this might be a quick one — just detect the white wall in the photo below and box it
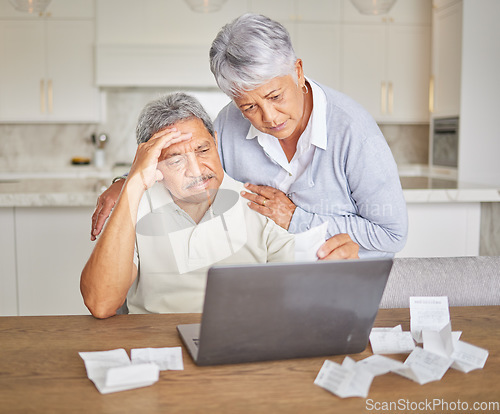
[458,0,500,186]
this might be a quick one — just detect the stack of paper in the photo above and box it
[369,325,415,354]
[314,358,374,398]
[79,349,159,394]
[314,296,489,398]
[79,346,184,394]
[131,347,184,371]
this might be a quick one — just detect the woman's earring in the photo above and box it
[302,84,309,94]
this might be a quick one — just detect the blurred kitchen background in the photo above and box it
[1,0,499,315]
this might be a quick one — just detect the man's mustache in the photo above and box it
[184,174,215,190]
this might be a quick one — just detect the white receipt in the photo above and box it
[371,325,403,333]
[410,296,450,343]
[393,347,453,385]
[451,340,489,373]
[79,349,159,394]
[422,322,488,373]
[294,221,328,262]
[131,347,184,371]
[369,330,415,354]
[314,359,374,398]
[356,355,404,376]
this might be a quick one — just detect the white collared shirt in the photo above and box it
[245,78,328,193]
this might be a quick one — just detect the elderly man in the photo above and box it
[81,93,358,319]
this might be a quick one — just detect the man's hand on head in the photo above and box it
[128,128,192,190]
[90,128,192,241]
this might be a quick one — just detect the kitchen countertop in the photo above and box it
[1,171,500,207]
[400,176,500,203]
[0,168,112,207]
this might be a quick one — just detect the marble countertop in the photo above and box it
[1,170,499,207]
[0,167,112,207]
[0,177,110,207]
[400,176,500,203]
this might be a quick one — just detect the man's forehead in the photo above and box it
[161,135,213,157]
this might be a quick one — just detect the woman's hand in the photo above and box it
[91,179,125,241]
[316,234,359,260]
[241,183,297,230]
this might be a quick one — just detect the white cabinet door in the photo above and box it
[386,25,431,122]
[341,23,430,123]
[249,0,294,22]
[46,20,100,122]
[0,21,46,121]
[0,208,17,316]
[397,202,480,258]
[249,0,341,23]
[0,2,100,122]
[431,1,462,117]
[342,0,432,25]
[0,0,94,19]
[15,207,94,316]
[295,23,341,89]
[97,0,247,45]
[341,24,386,118]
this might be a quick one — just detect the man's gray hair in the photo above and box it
[136,93,215,144]
[209,13,298,98]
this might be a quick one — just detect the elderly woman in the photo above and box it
[92,13,407,258]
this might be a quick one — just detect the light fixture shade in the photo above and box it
[350,0,397,15]
[9,0,51,13]
[184,0,228,13]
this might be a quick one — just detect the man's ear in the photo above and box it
[214,131,218,148]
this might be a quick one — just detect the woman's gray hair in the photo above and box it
[209,13,298,98]
[136,93,215,144]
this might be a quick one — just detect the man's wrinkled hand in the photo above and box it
[316,233,360,260]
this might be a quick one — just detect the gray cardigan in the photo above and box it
[214,81,408,258]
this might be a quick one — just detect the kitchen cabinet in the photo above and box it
[0,0,93,19]
[341,8,431,123]
[248,0,341,23]
[0,0,101,122]
[0,207,17,316]
[14,207,93,316]
[249,0,341,89]
[342,0,431,25]
[96,0,247,87]
[430,0,462,117]
[397,202,480,258]
[293,23,341,90]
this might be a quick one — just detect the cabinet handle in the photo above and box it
[429,75,435,113]
[40,79,45,114]
[48,79,53,114]
[381,82,387,114]
[388,82,394,114]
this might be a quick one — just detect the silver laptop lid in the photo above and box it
[195,258,393,366]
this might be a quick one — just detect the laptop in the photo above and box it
[177,258,393,366]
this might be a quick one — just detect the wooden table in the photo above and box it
[0,307,498,414]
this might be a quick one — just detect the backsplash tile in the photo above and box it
[0,90,428,172]
[379,124,430,165]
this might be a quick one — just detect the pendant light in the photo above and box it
[350,0,397,15]
[9,0,51,13]
[184,0,228,13]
